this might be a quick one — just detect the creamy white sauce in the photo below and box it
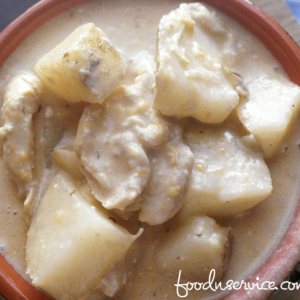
[0,0,300,299]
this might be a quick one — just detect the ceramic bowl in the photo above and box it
[0,0,300,299]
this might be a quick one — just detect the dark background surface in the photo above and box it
[0,0,40,33]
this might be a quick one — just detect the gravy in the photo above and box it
[0,1,300,299]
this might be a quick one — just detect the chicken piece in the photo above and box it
[236,75,300,157]
[76,124,150,210]
[179,124,273,219]
[154,216,232,282]
[0,73,85,220]
[75,60,169,211]
[137,123,194,225]
[154,3,240,123]
[0,74,41,200]
[26,172,142,300]
[121,51,156,86]
[35,23,127,104]
[24,92,84,220]
[107,59,169,149]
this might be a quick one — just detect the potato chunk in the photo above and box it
[154,3,240,123]
[26,172,142,300]
[0,74,41,199]
[154,216,232,282]
[236,75,300,157]
[35,23,127,103]
[52,146,84,181]
[179,125,272,218]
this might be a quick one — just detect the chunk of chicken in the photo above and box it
[76,124,150,210]
[0,74,41,200]
[137,123,194,225]
[121,51,156,86]
[25,94,84,220]
[0,72,85,221]
[75,59,169,211]
[35,23,127,104]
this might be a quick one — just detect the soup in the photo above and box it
[1,1,300,299]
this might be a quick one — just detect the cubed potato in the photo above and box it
[179,125,272,218]
[52,146,84,181]
[236,75,300,157]
[154,216,232,282]
[26,172,142,300]
[35,23,127,103]
[154,3,240,123]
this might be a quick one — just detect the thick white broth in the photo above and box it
[0,0,300,299]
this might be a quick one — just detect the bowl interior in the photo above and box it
[0,0,300,299]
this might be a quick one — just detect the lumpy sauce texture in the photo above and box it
[0,1,300,299]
